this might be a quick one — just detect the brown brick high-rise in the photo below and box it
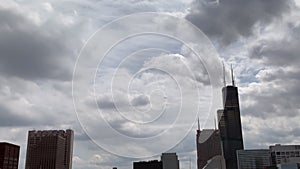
[25,129,74,169]
[0,142,20,169]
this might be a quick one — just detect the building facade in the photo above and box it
[161,153,179,169]
[0,142,20,169]
[237,149,270,169]
[25,129,74,169]
[196,129,222,169]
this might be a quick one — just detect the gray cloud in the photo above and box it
[0,6,83,81]
[241,17,300,118]
[131,95,150,106]
[186,0,293,44]
[0,104,34,126]
[250,24,300,67]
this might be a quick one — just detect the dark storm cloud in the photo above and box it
[186,0,293,44]
[250,24,300,66]
[0,7,80,80]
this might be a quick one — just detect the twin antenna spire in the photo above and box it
[197,118,200,130]
[198,62,236,131]
[223,62,235,87]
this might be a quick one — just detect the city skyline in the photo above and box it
[0,0,300,169]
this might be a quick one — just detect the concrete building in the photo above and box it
[236,149,270,169]
[25,129,74,169]
[161,153,179,169]
[270,144,300,166]
[0,142,20,169]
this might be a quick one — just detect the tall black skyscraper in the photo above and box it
[218,66,244,169]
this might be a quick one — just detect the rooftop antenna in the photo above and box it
[214,117,217,130]
[197,117,200,130]
[231,64,235,86]
[222,62,226,87]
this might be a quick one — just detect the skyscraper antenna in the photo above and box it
[214,117,217,130]
[223,62,226,87]
[231,64,235,86]
[197,117,200,130]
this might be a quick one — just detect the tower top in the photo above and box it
[214,117,217,130]
[223,62,226,87]
[197,117,200,130]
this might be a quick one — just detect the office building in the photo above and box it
[25,129,74,169]
[196,126,222,169]
[270,144,300,166]
[0,142,20,169]
[218,67,244,169]
[161,153,179,169]
[133,160,162,169]
[237,149,270,169]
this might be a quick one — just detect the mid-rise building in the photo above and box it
[237,149,270,169]
[161,153,179,169]
[25,129,74,169]
[133,153,179,169]
[0,142,20,169]
[270,144,300,166]
[133,160,162,169]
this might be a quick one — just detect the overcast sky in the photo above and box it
[1,0,300,169]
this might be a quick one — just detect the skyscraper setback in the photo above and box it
[218,67,244,169]
[25,129,74,169]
